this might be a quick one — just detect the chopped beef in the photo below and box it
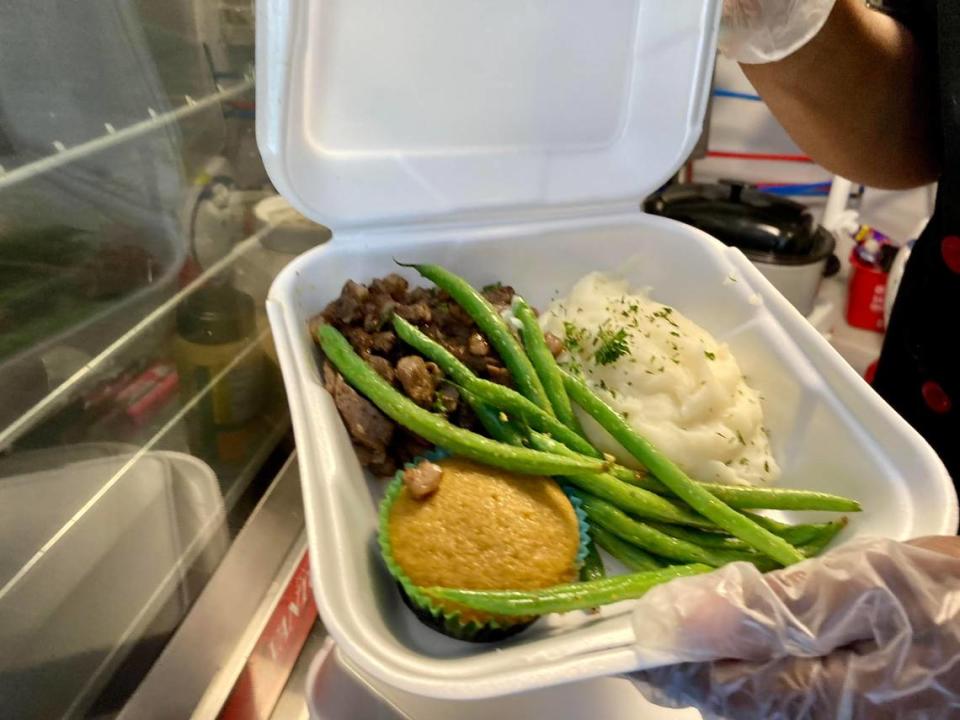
[367,355,395,384]
[356,447,396,478]
[544,331,564,358]
[366,456,397,477]
[323,362,394,464]
[395,301,432,324]
[396,355,441,406]
[445,300,475,327]
[322,280,369,324]
[393,428,435,467]
[361,292,396,332]
[482,283,515,309]
[313,273,520,475]
[485,363,512,385]
[371,331,396,354]
[370,273,409,301]
[406,286,432,304]
[403,459,444,499]
[436,382,460,413]
[467,332,490,356]
[345,327,376,355]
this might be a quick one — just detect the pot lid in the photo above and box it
[256,0,721,231]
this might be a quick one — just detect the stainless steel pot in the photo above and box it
[645,182,839,316]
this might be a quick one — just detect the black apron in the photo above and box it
[873,1,960,488]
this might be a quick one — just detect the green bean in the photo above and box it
[580,493,739,567]
[711,486,860,512]
[799,517,848,557]
[513,296,585,436]
[647,522,751,551]
[525,376,857,516]
[316,324,604,476]
[566,472,717,528]
[741,512,849,546]
[404,263,553,413]
[590,525,663,571]
[392,315,475,385]
[528,432,718,528]
[564,370,805,567]
[425,564,711,615]
[720,485,856,512]
[611,466,858,513]
[606,463,651,485]
[520,426,608,462]
[557,471,713,530]
[459,387,527,447]
[393,316,599,457]
[580,535,607,582]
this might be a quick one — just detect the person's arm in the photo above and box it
[734,0,940,189]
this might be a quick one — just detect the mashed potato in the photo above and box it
[540,272,778,486]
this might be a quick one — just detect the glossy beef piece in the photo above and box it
[367,355,395,384]
[323,362,395,467]
[402,459,444,499]
[543,331,564,358]
[314,274,520,474]
[396,356,441,406]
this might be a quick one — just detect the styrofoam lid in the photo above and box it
[257,0,720,231]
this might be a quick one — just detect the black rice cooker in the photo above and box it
[644,182,839,316]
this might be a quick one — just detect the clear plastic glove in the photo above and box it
[629,536,960,720]
[720,0,839,64]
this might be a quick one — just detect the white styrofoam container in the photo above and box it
[307,639,699,720]
[267,215,957,699]
[256,0,720,230]
[258,0,957,703]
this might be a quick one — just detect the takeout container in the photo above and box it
[258,0,957,702]
[306,638,698,720]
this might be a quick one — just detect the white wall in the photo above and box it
[701,58,934,244]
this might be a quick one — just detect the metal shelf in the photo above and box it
[0,78,253,191]
[118,453,307,720]
[0,220,275,452]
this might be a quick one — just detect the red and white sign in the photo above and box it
[219,551,317,720]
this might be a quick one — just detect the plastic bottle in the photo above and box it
[174,283,264,465]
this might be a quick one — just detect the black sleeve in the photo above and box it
[867,0,937,42]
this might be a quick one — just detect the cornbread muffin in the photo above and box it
[380,456,582,638]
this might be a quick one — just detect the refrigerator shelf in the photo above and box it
[0,221,274,452]
[0,78,253,192]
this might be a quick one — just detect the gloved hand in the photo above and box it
[720,0,839,64]
[628,536,960,720]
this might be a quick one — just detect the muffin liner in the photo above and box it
[568,492,590,568]
[378,451,591,642]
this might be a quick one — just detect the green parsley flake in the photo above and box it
[652,308,680,328]
[704,351,716,361]
[594,327,631,366]
[563,321,588,352]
